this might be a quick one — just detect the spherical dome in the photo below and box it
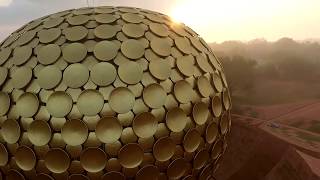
[0,6,231,179]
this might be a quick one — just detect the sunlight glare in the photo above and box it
[0,0,12,7]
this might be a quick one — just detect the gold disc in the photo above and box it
[118,143,144,168]
[38,28,61,43]
[175,37,192,54]
[176,55,194,77]
[64,26,88,41]
[43,17,64,28]
[142,83,167,108]
[132,112,157,138]
[192,102,209,125]
[28,120,52,146]
[149,59,171,80]
[61,119,88,146]
[183,128,201,153]
[174,80,194,104]
[122,23,145,38]
[93,41,119,61]
[96,117,123,143]
[118,61,143,84]
[153,137,175,162]
[16,92,39,117]
[15,146,36,171]
[194,149,209,170]
[12,66,33,89]
[44,148,70,173]
[47,91,73,118]
[77,89,104,116]
[205,122,218,144]
[166,107,187,132]
[0,92,10,116]
[80,147,107,172]
[109,87,135,113]
[38,44,61,65]
[1,119,20,144]
[90,62,116,86]
[95,14,118,23]
[167,158,189,179]
[67,15,90,25]
[150,38,171,57]
[94,24,118,39]
[197,76,213,97]
[121,39,145,59]
[12,46,32,65]
[63,63,89,88]
[62,43,88,63]
[149,23,169,37]
[211,95,222,117]
[121,13,144,23]
[37,65,62,89]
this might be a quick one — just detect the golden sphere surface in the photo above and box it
[0,6,231,179]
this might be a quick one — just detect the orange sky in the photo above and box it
[0,0,320,43]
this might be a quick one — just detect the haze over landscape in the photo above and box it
[1,0,320,42]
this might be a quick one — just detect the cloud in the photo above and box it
[0,0,12,7]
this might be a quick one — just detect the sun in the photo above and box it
[0,0,12,7]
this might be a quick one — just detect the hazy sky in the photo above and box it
[1,0,320,43]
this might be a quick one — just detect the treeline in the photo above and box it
[209,38,320,105]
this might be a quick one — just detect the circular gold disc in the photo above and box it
[38,44,61,65]
[62,43,88,63]
[196,54,213,73]
[93,41,119,61]
[153,137,175,162]
[223,90,231,110]
[67,15,90,25]
[80,147,107,172]
[194,149,209,170]
[77,89,104,116]
[193,102,209,125]
[12,66,33,89]
[122,23,145,38]
[149,23,169,37]
[28,120,52,146]
[213,72,223,92]
[12,46,32,65]
[109,87,135,113]
[150,38,171,57]
[206,122,218,144]
[220,112,229,134]
[176,55,194,76]
[183,128,201,153]
[16,30,36,46]
[175,37,192,54]
[63,63,89,88]
[133,112,157,138]
[65,26,88,41]
[211,140,223,159]
[47,91,73,117]
[143,83,167,108]
[16,92,39,117]
[96,117,122,143]
[37,65,62,89]
[43,17,64,28]
[197,76,213,97]
[121,39,145,59]
[7,169,25,180]
[118,143,144,168]
[44,148,70,173]
[0,143,8,166]
[167,158,189,179]
[0,47,11,65]
[38,28,61,43]
[61,119,88,146]
[212,95,222,117]
[121,13,143,23]
[90,62,116,86]
[95,14,117,23]
[174,80,194,104]
[1,119,20,144]
[102,172,125,180]
[149,59,171,80]
[0,92,10,116]
[94,25,118,39]
[166,107,187,132]
[15,145,36,171]
[118,61,143,84]
[136,165,160,180]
